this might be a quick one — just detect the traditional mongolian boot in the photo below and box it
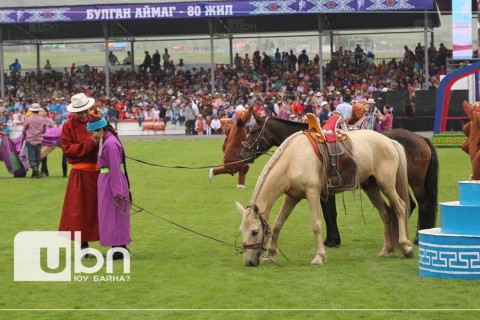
[62,162,68,178]
[81,241,90,260]
[112,245,129,260]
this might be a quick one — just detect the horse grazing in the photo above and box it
[239,113,438,246]
[236,130,413,266]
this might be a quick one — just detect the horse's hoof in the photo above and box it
[263,255,275,262]
[404,247,414,259]
[323,240,340,248]
[311,255,326,265]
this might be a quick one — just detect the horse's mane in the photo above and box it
[269,117,308,129]
[249,131,303,205]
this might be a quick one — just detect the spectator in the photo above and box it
[140,51,152,72]
[123,51,132,65]
[336,94,353,120]
[153,49,161,71]
[108,51,120,65]
[415,42,423,57]
[404,45,414,67]
[288,50,297,70]
[185,102,195,135]
[137,107,145,127]
[298,49,309,69]
[365,98,381,131]
[210,115,221,134]
[22,103,46,178]
[105,105,118,129]
[195,114,206,135]
[44,59,52,72]
[375,104,393,130]
[275,48,281,64]
[9,58,21,73]
[163,48,170,71]
[234,53,243,70]
[39,107,56,177]
[319,101,330,125]
[243,53,251,69]
[354,44,364,66]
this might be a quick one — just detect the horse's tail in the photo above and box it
[418,137,439,230]
[391,140,410,252]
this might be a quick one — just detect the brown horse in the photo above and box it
[239,112,438,246]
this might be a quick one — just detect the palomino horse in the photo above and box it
[236,130,412,266]
[239,113,438,246]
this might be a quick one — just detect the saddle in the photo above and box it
[304,113,358,194]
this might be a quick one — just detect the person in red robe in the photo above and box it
[59,93,100,253]
[208,107,252,188]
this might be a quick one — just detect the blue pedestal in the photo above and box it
[440,201,480,236]
[418,228,480,279]
[419,181,480,280]
[459,181,480,206]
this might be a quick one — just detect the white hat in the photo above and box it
[249,92,255,97]
[235,105,245,112]
[30,103,42,112]
[315,92,322,97]
[366,98,376,104]
[320,101,329,107]
[67,93,95,112]
[309,91,314,95]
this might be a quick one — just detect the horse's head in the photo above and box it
[239,112,271,163]
[235,202,269,267]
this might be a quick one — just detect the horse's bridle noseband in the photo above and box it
[241,208,271,253]
[242,117,272,155]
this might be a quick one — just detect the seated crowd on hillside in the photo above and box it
[0,42,451,135]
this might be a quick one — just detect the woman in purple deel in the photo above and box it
[87,117,132,260]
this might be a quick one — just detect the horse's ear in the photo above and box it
[235,202,245,215]
[253,204,259,215]
[237,118,245,127]
[252,110,263,123]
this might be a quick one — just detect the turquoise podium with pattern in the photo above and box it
[419,181,480,279]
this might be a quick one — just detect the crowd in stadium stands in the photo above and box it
[0,42,452,136]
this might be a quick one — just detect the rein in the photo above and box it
[114,197,288,266]
[114,197,242,250]
[126,155,255,169]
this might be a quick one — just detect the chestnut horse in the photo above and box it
[239,113,438,246]
[236,130,412,266]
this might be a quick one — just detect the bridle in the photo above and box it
[239,206,292,266]
[241,209,271,253]
[241,117,272,155]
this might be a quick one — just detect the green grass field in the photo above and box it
[1,138,479,319]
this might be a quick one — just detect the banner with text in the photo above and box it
[0,0,434,24]
[452,0,473,59]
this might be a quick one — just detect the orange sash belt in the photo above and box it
[71,162,100,172]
